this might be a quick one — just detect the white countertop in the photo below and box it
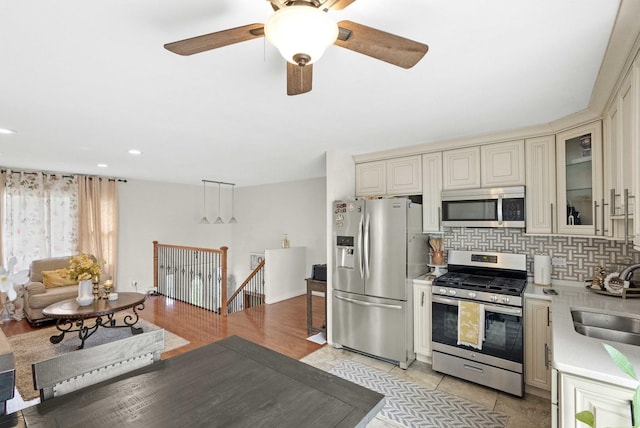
[525,282,640,390]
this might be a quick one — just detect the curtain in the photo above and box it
[78,176,118,283]
[1,170,79,272]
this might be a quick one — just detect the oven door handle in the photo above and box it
[432,295,522,317]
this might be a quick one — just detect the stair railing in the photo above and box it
[226,259,265,314]
[153,241,229,315]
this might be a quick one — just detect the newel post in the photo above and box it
[220,246,229,316]
[153,241,159,289]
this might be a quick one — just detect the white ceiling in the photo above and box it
[0,0,622,187]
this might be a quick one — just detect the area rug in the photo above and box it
[8,315,189,401]
[330,360,508,428]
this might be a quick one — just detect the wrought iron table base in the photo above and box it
[50,304,145,349]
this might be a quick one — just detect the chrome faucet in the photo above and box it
[618,263,640,281]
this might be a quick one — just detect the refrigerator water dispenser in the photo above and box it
[336,236,355,269]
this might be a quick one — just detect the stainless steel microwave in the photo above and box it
[441,186,525,228]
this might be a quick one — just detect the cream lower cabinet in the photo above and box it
[524,297,552,391]
[559,372,633,428]
[413,280,432,362]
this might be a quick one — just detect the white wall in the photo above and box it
[116,177,327,297]
[325,151,356,344]
[230,177,327,284]
[117,179,232,293]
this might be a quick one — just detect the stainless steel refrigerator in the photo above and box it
[332,198,428,369]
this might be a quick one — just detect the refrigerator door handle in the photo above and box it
[335,295,403,310]
[357,214,365,279]
[364,212,371,279]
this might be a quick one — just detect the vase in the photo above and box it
[431,251,444,266]
[77,280,93,306]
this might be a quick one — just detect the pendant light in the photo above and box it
[199,181,210,224]
[229,184,238,224]
[214,182,225,224]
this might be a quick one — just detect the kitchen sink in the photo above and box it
[571,310,640,346]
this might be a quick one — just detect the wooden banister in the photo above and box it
[153,241,228,314]
[220,246,228,317]
[227,259,265,304]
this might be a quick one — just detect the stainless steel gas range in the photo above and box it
[431,250,527,397]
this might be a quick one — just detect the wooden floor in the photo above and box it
[1,293,327,361]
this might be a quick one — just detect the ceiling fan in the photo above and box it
[164,0,429,96]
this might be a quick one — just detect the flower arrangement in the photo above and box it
[64,253,102,282]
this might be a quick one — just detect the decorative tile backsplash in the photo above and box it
[441,228,640,283]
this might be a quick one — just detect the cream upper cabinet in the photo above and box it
[559,372,633,428]
[355,160,386,196]
[633,58,640,250]
[481,140,526,187]
[555,121,603,236]
[524,297,552,391]
[442,147,481,190]
[386,156,422,195]
[526,136,556,234]
[356,156,422,197]
[605,64,638,243]
[422,152,443,232]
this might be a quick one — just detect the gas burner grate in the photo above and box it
[434,272,527,296]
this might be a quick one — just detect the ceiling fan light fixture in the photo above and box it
[265,5,338,66]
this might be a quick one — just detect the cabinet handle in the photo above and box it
[544,343,549,369]
[611,188,617,216]
[594,201,599,234]
[547,307,551,327]
[624,189,629,245]
[421,291,424,307]
[437,206,442,231]
[550,203,554,234]
[602,198,608,235]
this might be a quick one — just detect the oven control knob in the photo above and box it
[448,289,457,296]
[490,295,498,302]
[439,288,447,294]
[468,292,477,298]
[502,297,510,304]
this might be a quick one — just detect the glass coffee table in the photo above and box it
[42,292,147,349]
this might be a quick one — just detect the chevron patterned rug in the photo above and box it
[330,360,508,428]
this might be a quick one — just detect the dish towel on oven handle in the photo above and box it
[457,300,485,350]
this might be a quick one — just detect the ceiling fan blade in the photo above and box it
[287,62,313,96]
[164,23,265,56]
[322,0,357,10]
[335,20,428,69]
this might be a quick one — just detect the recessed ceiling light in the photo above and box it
[97,163,108,168]
[128,149,142,155]
[0,128,15,135]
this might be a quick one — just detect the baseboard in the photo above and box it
[525,383,551,399]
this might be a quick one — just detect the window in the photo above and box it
[1,171,78,272]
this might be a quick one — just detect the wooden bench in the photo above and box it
[32,329,164,401]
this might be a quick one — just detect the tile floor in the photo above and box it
[300,346,552,428]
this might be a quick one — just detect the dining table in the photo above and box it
[7,335,385,427]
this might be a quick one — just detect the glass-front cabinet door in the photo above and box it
[556,121,603,235]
